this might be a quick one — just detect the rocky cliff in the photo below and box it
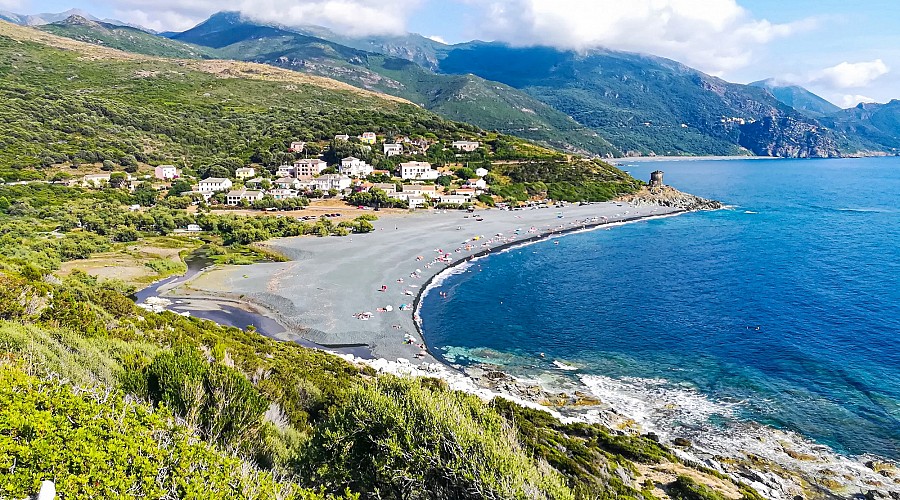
[738,116,841,158]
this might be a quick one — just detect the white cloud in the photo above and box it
[109,0,423,34]
[811,59,889,89]
[463,0,817,75]
[0,0,23,10]
[840,94,876,108]
[426,35,447,44]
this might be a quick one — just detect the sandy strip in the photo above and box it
[175,202,683,362]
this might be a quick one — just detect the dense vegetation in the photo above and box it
[0,24,481,181]
[0,261,768,499]
[0,20,766,500]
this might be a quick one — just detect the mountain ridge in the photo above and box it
[14,9,900,158]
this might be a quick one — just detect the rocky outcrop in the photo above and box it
[738,116,841,158]
[618,186,724,211]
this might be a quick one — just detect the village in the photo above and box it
[71,133,494,212]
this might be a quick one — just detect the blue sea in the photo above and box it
[420,157,900,462]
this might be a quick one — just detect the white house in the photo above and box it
[274,177,301,190]
[294,159,328,179]
[406,196,427,208]
[289,141,306,152]
[465,178,488,190]
[245,177,264,187]
[154,165,178,180]
[438,194,471,205]
[226,188,263,205]
[235,167,256,180]
[311,174,351,192]
[359,132,377,144]
[198,177,233,193]
[334,134,350,141]
[452,140,480,152]
[82,173,112,187]
[453,187,477,198]
[383,143,403,157]
[276,164,295,178]
[186,224,203,232]
[475,167,489,178]
[340,157,374,177]
[268,188,299,200]
[400,161,440,180]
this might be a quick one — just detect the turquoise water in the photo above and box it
[420,157,900,460]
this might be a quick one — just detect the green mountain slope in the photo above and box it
[0,19,487,181]
[821,100,900,153]
[168,12,617,156]
[749,79,841,118]
[40,15,214,58]
[436,43,840,157]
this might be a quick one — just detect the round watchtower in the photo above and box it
[649,170,664,188]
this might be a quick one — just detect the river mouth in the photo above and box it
[133,247,375,359]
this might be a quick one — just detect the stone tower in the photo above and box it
[649,170,664,189]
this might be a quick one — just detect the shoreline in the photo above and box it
[143,200,899,500]
[409,208,688,362]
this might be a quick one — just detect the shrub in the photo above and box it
[299,376,574,499]
[0,362,324,500]
[668,476,728,500]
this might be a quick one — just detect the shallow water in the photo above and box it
[421,157,900,460]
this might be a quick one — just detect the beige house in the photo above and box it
[226,188,263,205]
[294,159,328,179]
[452,140,480,152]
[235,167,256,180]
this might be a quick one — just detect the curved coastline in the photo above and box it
[411,209,689,362]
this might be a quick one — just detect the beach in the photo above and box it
[153,185,900,499]
[169,201,685,362]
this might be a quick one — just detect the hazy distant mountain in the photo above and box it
[0,8,151,31]
[821,100,900,153]
[0,10,26,24]
[40,15,214,58]
[750,79,841,118]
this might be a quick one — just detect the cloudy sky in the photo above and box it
[4,0,898,107]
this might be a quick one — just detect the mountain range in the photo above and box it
[5,9,900,158]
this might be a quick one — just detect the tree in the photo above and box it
[168,179,193,198]
[133,182,158,207]
[108,172,128,189]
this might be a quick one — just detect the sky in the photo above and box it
[3,0,897,107]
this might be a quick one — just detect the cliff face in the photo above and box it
[738,116,841,158]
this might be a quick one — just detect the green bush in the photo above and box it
[144,257,187,276]
[299,376,574,499]
[145,346,268,450]
[0,362,328,500]
[668,476,728,500]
